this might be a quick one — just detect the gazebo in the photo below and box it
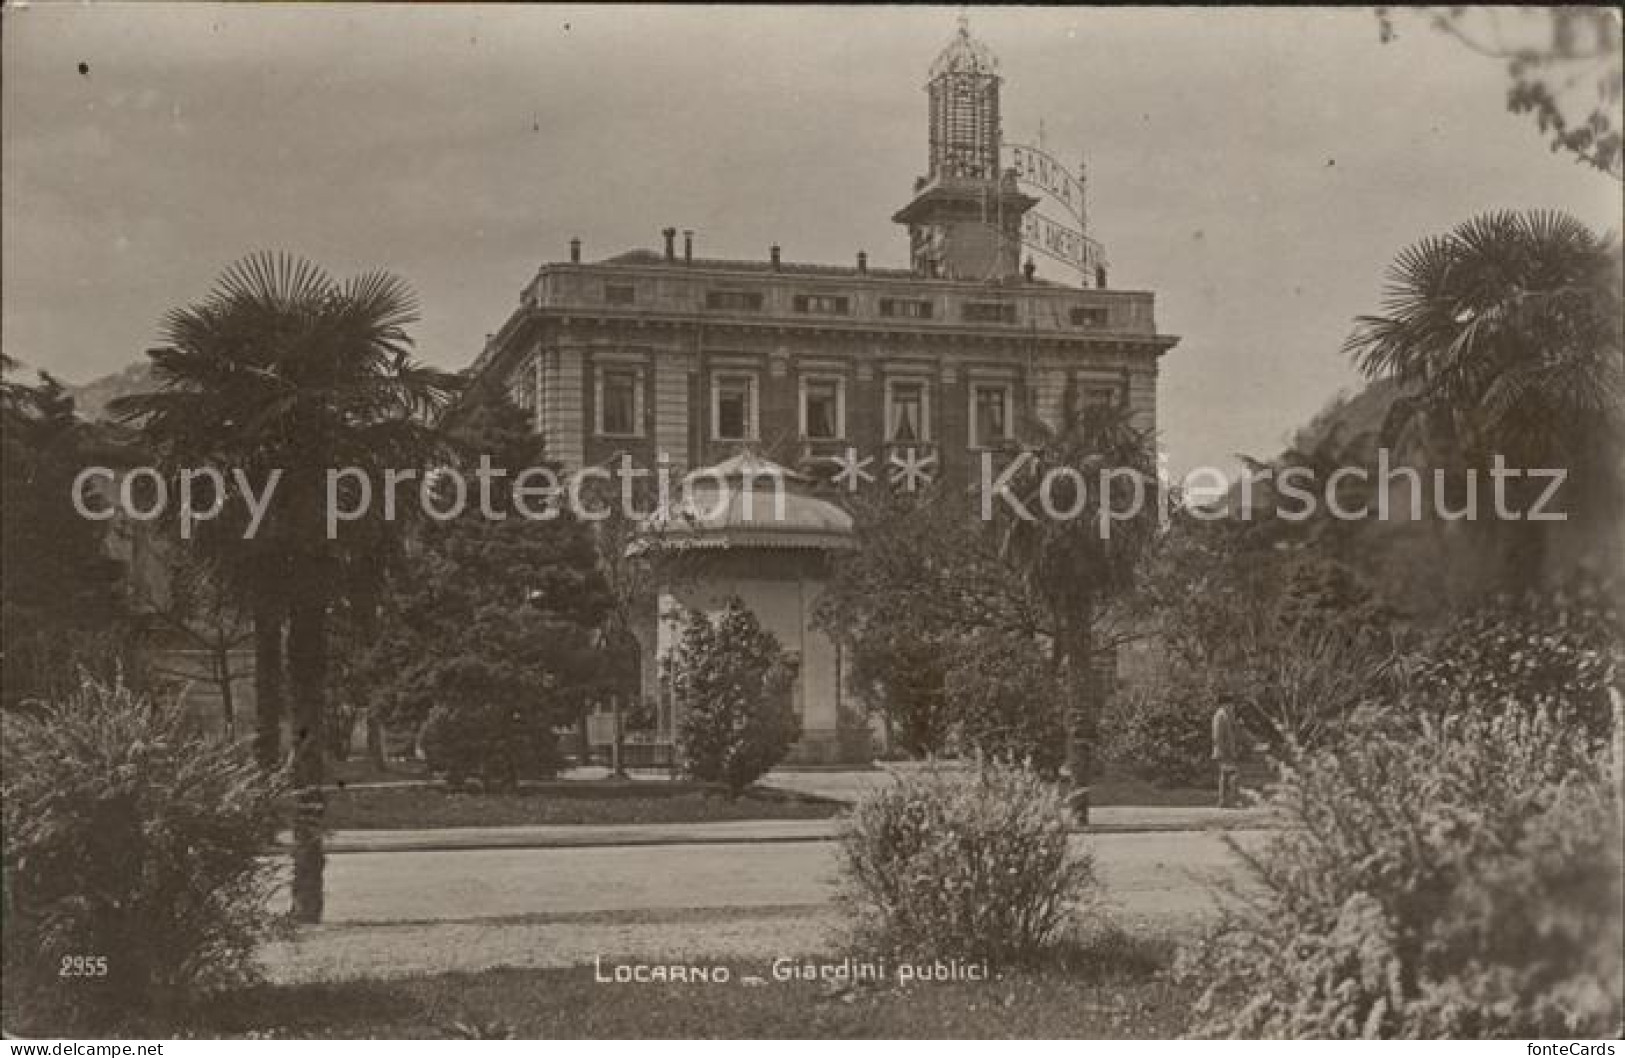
[632,452,859,764]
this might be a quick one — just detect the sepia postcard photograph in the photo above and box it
[1,2,1622,1047]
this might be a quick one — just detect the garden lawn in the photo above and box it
[43,942,1195,1039]
[322,783,842,829]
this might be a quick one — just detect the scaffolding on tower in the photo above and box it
[927,16,1002,181]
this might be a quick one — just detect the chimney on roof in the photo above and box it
[770,245,781,271]
[569,237,581,264]
[857,251,868,275]
[683,230,693,265]
[662,227,677,261]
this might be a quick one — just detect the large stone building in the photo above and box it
[469,22,1177,484]
[463,20,1179,761]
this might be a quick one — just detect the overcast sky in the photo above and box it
[4,4,1620,477]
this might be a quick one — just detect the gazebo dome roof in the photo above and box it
[634,453,855,553]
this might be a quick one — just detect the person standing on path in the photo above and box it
[1212,697,1240,809]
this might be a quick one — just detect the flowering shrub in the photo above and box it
[836,761,1096,963]
[666,599,799,795]
[1183,706,1621,1038]
[2,676,288,1032]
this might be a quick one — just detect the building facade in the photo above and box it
[467,22,1178,485]
[462,21,1180,761]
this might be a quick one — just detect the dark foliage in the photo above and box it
[944,631,1068,777]
[362,399,615,786]
[1346,210,1624,591]
[666,598,800,795]
[1411,572,1622,736]
[0,363,133,708]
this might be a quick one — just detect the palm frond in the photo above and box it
[214,252,335,314]
[1346,208,1620,506]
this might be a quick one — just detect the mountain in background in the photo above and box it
[1286,376,1400,462]
[63,361,156,422]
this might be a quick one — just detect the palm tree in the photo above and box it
[1344,210,1624,589]
[990,386,1161,822]
[113,253,460,922]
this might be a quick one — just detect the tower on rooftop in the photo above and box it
[893,16,1035,282]
[928,13,1002,181]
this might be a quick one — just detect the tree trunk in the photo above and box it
[252,603,284,770]
[1064,614,1099,825]
[217,646,236,740]
[365,708,386,771]
[287,597,328,924]
[327,701,355,761]
[611,693,627,779]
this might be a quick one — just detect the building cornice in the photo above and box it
[512,307,1178,355]
[527,259,1158,298]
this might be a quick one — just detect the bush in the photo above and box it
[943,632,1068,778]
[666,599,799,795]
[1,676,288,1032]
[835,701,875,765]
[1235,614,1397,751]
[1411,579,1620,736]
[847,630,953,758]
[1101,667,1219,787]
[836,761,1096,964]
[1106,610,1395,787]
[1184,705,1622,1038]
[419,700,561,788]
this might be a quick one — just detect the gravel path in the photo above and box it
[260,830,1265,983]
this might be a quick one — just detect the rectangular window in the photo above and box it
[879,298,933,319]
[963,301,1017,324]
[801,377,844,440]
[506,362,535,412]
[1083,385,1120,412]
[529,357,546,434]
[605,284,636,306]
[886,379,929,443]
[792,294,851,316]
[713,374,756,441]
[705,290,764,312]
[971,384,1012,448]
[598,367,640,436]
[1070,306,1109,328]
